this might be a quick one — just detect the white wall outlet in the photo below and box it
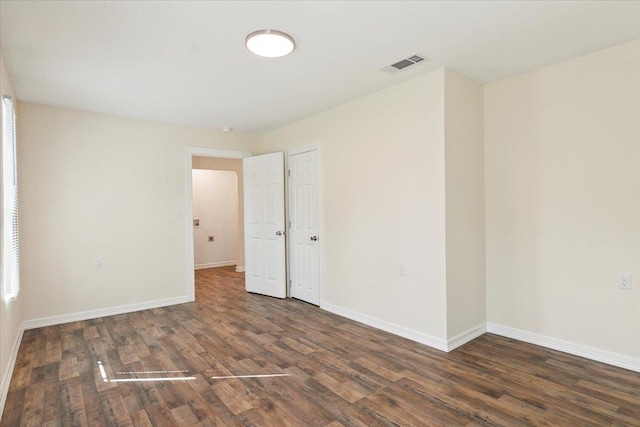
[96,257,103,268]
[176,211,182,221]
[398,264,406,276]
[618,273,631,290]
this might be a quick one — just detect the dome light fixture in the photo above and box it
[245,29,296,58]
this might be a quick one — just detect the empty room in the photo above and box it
[1,1,639,425]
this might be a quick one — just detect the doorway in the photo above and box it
[192,168,239,270]
[186,147,251,301]
[185,146,323,306]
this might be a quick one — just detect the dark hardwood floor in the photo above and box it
[2,266,639,426]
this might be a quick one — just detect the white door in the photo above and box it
[289,150,320,305]
[243,153,286,298]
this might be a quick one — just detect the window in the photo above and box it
[2,95,19,301]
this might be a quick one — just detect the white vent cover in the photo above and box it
[379,53,429,75]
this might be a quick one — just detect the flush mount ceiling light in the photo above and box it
[245,29,296,58]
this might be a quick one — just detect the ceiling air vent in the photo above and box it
[380,53,429,75]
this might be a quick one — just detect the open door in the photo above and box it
[289,149,320,305]
[243,152,286,298]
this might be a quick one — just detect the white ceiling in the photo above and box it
[2,1,640,134]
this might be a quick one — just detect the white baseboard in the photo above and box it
[235,266,245,273]
[447,323,487,351]
[487,322,640,373]
[0,325,24,420]
[194,261,237,270]
[22,295,190,330]
[321,302,448,352]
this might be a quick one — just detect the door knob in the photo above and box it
[276,231,283,236]
[310,236,318,241]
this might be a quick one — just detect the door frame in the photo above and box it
[185,147,252,302]
[285,141,324,306]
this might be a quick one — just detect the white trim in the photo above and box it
[487,322,640,373]
[187,147,251,159]
[447,323,487,351]
[321,302,448,352]
[22,295,189,330]
[185,147,252,301]
[0,324,23,419]
[283,152,291,298]
[235,266,245,272]
[194,261,237,270]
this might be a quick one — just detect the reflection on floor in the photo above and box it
[2,266,639,425]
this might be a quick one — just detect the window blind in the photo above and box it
[2,95,19,301]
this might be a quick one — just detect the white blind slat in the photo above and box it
[3,95,20,301]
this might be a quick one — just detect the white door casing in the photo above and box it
[243,152,286,298]
[289,149,320,305]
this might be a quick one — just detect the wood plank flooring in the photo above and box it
[2,266,639,426]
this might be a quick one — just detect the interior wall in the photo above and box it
[444,69,486,339]
[192,169,239,269]
[260,69,449,342]
[485,39,640,359]
[191,156,245,270]
[17,103,259,322]
[0,51,25,415]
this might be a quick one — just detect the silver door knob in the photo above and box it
[310,236,318,241]
[276,231,283,236]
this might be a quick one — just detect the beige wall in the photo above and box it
[260,70,449,341]
[192,156,244,269]
[18,103,259,321]
[485,39,640,359]
[0,51,25,415]
[444,70,486,339]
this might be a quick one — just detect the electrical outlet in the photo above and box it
[96,257,103,268]
[398,264,406,276]
[618,273,631,290]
